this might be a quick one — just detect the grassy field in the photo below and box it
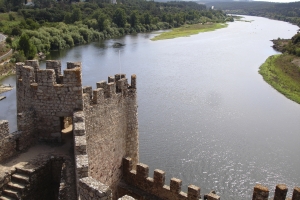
[259,54,300,104]
[151,23,228,41]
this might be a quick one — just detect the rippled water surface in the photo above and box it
[1,16,300,199]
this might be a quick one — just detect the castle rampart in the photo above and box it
[81,73,138,198]
[120,157,204,200]
[0,60,299,200]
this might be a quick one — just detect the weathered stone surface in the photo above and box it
[118,195,136,200]
[0,120,9,138]
[79,177,112,200]
[274,184,288,200]
[252,184,269,200]
[292,187,300,200]
[16,61,83,140]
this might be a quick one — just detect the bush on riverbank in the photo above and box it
[259,54,300,104]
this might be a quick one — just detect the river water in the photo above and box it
[1,16,299,199]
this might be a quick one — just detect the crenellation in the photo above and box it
[105,82,116,98]
[63,67,82,87]
[37,69,56,86]
[252,184,269,200]
[206,193,220,200]
[97,80,107,89]
[108,76,115,83]
[2,60,298,200]
[83,86,93,99]
[274,184,288,200]
[0,120,9,139]
[116,78,128,95]
[46,60,62,83]
[25,60,39,81]
[67,61,81,69]
[130,74,136,89]
[170,178,182,194]
[187,185,201,200]
[21,66,35,84]
[122,157,202,200]
[93,88,105,104]
[154,169,165,187]
[136,163,149,180]
[292,187,300,200]
[15,62,25,79]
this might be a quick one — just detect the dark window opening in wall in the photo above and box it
[60,116,73,143]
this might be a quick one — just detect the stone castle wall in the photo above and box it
[1,60,299,200]
[121,157,202,200]
[82,74,138,198]
[16,60,83,140]
[0,120,18,161]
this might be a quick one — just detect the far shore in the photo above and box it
[259,54,300,104]
[151,23,228,41]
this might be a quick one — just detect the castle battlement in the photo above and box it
[1,60,299,200]
[82,74,136,107]
[121,157,205,200]
[16,62,82,88]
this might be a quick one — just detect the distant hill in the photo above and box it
[204,1,300,26]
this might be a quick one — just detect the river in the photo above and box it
[1,16,299,199]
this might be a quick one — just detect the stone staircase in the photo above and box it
[0,168,31,200]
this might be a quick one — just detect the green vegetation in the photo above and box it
[151,23,227,41]
[0,0,230,61]
[259,54,300,104]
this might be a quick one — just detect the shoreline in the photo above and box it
[259,54,300,104]
[151,23,228,41]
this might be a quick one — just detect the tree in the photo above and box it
[9,13,15,21]
[64,13,72,24]
[130,11,139,27]
[18,34,36,59]
[144,13,151,25]
[71,8,82,23]
[11,27,22,36]
[98,13,109,31]
[113,8,126,28]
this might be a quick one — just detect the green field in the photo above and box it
[151,23,228,41]
[259,54,300,104]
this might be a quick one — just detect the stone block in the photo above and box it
[188,185,200,200]
[136,163,149,179]
[292,187,300,200]
[274,184,288,200]
[207,193,220,200]
[153,169,165,187]
[170,178,182,194]
[252,184,269,200]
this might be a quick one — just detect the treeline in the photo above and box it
[0,0,229,61]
